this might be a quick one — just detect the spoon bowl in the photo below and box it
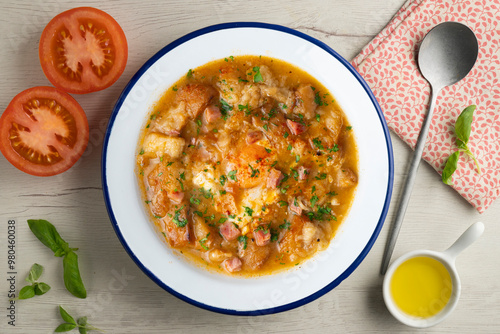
[380,22,479,275]
[418,22,479,90]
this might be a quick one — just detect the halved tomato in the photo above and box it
[39,7,128,94]
[0,87,89,176]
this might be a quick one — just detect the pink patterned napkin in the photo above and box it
[351,0,500,213]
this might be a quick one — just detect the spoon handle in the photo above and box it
[380,88,439,275]
[442,222,484,261]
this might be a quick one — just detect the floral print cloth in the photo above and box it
[351,0,500,213]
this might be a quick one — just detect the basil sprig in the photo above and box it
[16,263,51,300]
[442,105,481,185]
[27,219,86,299]
[55,306,101,333]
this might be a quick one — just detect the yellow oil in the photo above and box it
[390,256,452,318]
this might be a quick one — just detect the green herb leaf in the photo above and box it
[455,105,476,145]
[442,150,461,185]
[63,251,87,299]
[59,305,77,325]
[34,282,51,295]
[55,323,77,332]
[244,206,254,216]
[26,263,43,283]
[253,66,263,83]
[27,219,69,256]
[18,285,35,300]
[228,170,238,181]
[238,235,248,250]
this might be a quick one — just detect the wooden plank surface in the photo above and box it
[0,0,498,333]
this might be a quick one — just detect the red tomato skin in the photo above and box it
[39,7,128,94]
[0,86,89,176]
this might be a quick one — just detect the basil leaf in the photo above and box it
[454,105,476,145]
[77,316,88,327]
[26,263,43,283]
[34,282,51,295]
[59,306,77,325]
[27,219,69,257]
[456,138,468,150]
[55,323,77,332]
[79,327,88,334]
[18,285,35,300]
[442,151,461,185]
[63,251,87,299]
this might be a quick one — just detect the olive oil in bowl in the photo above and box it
[390,256,452,318]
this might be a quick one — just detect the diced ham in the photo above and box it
[167,191,184,204]
[204,105,222,124]
[219,221,241,241]
[246,131,263,145]
[267,168,284,189]
[290,198,302,215]
[286,119,307,135]
[222,256,242,273]
[254,228,271,246]
[297,166,310,180]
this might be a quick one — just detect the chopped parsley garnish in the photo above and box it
[346,126,352,130]
[248,164,260,178]
[219,175,227,186]
[312,138,324,150]
[278,200,288,207]
[238,103,251,115]
[271,230,279,242]
[279,220,291,230]
[295,155,300,163]
[199,233,210,250]
[311,195,319,207]
[253,66,263,83]
[238,235,248,250]
[139,149,145,155]
[327,191,338,196]
[172,85,178,91]
[265,148,272,153]
[315,114,321,122]
[329,144,339,153]
[314,91,324,106]
[200,187,213,199]
[287,144,292,151]
[219,99,233,119]
[173,206,188,227]
[263,124,268,131]
[187,69,194,78]
[243,206,254,216]
[218,218,228,224]
[228,170,238,181]
[190,196,200,205]
[283,132,289,138]
[315,173,327,180]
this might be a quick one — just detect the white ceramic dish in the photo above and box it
[102,22,394,315]
[383,222,484,327]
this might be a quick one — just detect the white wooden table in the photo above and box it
[1,1,498,333]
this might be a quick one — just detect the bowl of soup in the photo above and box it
[102,22,393,315]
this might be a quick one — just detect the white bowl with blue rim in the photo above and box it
[102,22,393,315]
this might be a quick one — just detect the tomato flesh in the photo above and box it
[0,87,89,176]
[39,7,128,94]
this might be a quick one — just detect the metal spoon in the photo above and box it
[380,22,478,275]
